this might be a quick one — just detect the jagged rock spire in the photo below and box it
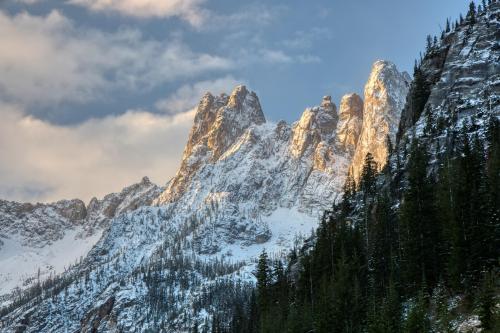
[350,60,410,182]
[158,85,265,203]
[290,95,338,159]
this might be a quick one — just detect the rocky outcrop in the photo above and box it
[398,2,500,141]
[290,96,338,162]
[350,60,410,181]
[85,176,162,232]
[0,198,88,248]
[336,93,363,155]
[159,85,265,203]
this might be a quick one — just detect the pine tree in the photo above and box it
[425,35,432,53]
[404,289,430,333]
[477,271,498,331]
[256,249,272,331]
[468,1,477,25]
[360,153,378,196]
[370,193,396,294]
[400,138,442,292]
[445,18,451,32]
[409,64,431,124]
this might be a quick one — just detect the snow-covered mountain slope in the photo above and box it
[0,177,161,297]
[0,60,410,332]
[398,3,500,142]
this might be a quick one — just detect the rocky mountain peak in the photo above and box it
[336,93,364,155]
[157,85,266,203]
[290,96,338,158]
[227,85,250,108]
[350,60,410,181]
[320,95,335,110]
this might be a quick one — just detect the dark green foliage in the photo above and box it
[359,152,377,196]
[228,118,500,332]
[407,62,432,126]
[476,271,499,331]
[468,1,477,25]
[399,138,442,292]
[404,289,431,333]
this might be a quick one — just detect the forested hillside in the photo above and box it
[221,2,500,332]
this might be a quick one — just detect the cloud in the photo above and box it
[0,10,232,108]
[15,0,41,3]
[68,0,208,26]
[155,76,243,115]
[0,103,195,203]
[281,28,332,50]
[231,49,321,66]
[204,3,282,32]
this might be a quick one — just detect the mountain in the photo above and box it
[0,58,410,331]
[0,177,161,297]
[237,3,500,333]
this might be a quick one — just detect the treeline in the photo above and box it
[215,117,500,333]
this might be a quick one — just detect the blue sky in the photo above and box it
[0,0,467,202]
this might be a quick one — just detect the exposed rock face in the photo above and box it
[398,2,500,140]
[336,93,364,155]
[290,96,338,162]
[85,176,162,231]
[160,85,265,203]
[0,199,87,248]
[154,92,350,253]
[350,60,411,181]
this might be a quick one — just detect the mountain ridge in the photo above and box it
[0,59,415,331]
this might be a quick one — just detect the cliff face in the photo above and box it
[350,60,410,181]
[398,2,500,142]
[290,95,338,160]
[336,93,363,155]
[158,86,265,203]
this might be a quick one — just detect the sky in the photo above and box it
[0,0,467,203]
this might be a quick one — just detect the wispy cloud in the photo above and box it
[232,48,321,66]
[0,10,232,108]
[281,27,332,50]
[68,0,208,26]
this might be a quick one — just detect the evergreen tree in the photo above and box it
[425,35,432,53]
[400,138,442,292]
[468,1,477,25]
[409,64,431,124]
[256,250,271,313]
[477,271,498,331]
[360,153,378,196]
[404,289,431,333]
